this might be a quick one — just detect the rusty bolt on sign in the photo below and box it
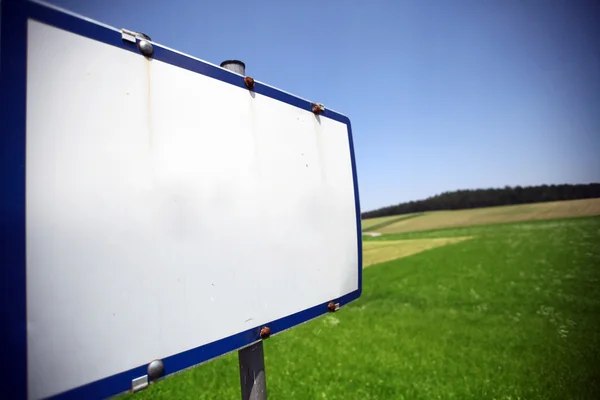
[259,326,271,339]
[328,302,340,312]
[312,103,325,115]
[244,76,255,90]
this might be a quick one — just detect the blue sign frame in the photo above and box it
[0,1,362,398]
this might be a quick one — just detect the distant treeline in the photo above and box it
[362,183,600,219]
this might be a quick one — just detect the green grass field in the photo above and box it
[125,215,600,400]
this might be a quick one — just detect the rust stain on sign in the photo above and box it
[145,58,157,184]
[312,114,326,183]
[146,59,153,150]
[248,90,260,175]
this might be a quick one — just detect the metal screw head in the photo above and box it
[259,326,271,339]
[328,302,340,312]
[138,40,154,57]
[312,103,325,115]
[147,359,164,381]
[244,76,255,90]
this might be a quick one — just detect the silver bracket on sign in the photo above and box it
[131,375,149,393]
[121,28,152,43]
[121,28,137,43]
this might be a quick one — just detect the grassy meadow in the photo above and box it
[125,206,600,400]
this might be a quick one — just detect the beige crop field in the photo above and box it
[362,236,472,267]
[363,198,600,234]
[361,215,401,230]
[361,214,421,231]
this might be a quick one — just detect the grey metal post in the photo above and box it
[238,342,267,400]
[220,59,267,400]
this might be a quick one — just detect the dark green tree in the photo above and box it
[362,183,600,219]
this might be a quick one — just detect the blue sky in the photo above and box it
[46,0,600,211]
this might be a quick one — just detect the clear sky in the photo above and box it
[46,0,600,212]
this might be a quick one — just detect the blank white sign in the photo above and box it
[25,16,359,400]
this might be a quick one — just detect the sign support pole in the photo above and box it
[220,59,268,400]
[238,342,267,400]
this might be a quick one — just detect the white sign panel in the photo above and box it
[0,1,362,399]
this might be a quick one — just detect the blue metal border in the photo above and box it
[1,0,29,399]
[0,1,362,399]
